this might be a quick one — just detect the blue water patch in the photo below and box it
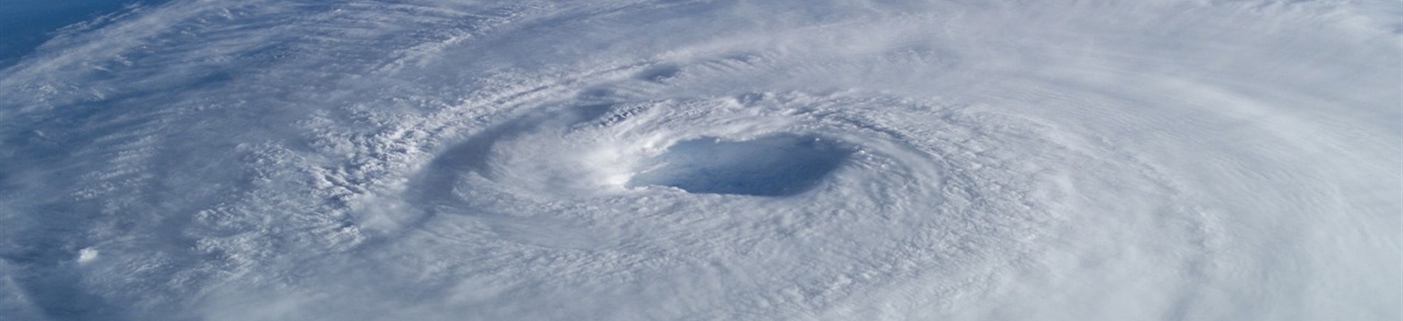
[0,0,166,69]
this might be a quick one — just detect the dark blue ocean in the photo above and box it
[0,0,165,68]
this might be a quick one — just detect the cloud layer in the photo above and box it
[1,1,1398,320]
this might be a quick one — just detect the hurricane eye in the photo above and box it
[627,135,851,196]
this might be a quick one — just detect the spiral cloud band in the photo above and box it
[0,1,1398,320]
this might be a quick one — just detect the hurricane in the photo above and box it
[1,1,1399,320]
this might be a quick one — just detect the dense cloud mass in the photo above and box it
[0,1,1399,320]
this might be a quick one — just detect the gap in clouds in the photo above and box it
[0,0,170,69]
